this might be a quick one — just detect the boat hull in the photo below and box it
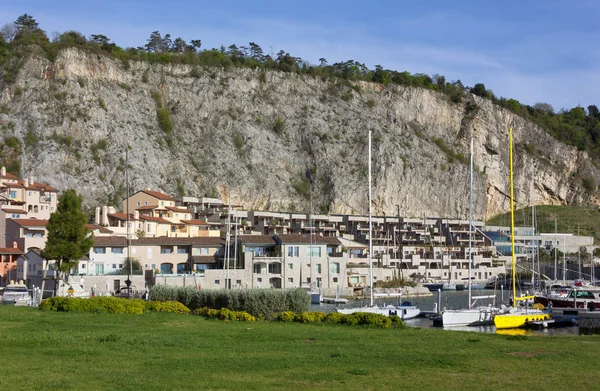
[442,308,496,327]
[337,305,420,320]
[493,311,550,329]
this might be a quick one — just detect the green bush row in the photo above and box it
[40,296,190,315]
[276,311,405,328]
[194,307,256,322]
[149,286,310,320]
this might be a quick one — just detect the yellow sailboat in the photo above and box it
[494,127,551,330]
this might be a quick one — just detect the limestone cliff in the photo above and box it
[0,48,597,220]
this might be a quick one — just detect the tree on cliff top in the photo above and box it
[41,189,93,294]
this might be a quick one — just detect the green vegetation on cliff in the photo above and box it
[487,205,600,243]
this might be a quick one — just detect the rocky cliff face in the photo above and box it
[0,48,598,220]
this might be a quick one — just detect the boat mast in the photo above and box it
[530,168,535,288]
[368,130,373,307]
[509,127,516,306]
[126,149,132,296]
[468,137,473,308]
[554,217,558,281]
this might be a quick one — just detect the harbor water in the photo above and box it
[312,289,580,336]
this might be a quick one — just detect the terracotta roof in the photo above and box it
[1,208,26,214]
[321,236,342,245]
[0,247,24,254]
[276,234,328,244]
[85,224,114,234]
[181,219,209,225]
[11,219,49,227]
[138,215,172,224]
[238,235,276,245]
[191,255,217,264]
[108,213,131,221]
[138,189,174,201]
[166,206,190,213]
[136,205,158,210]
[93,236,128,246]
[134,237,224,246]
[0,172,19,179]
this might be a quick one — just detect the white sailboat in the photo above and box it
[441,137,497,327]
[337,130,420,320]
[493,127,551,330]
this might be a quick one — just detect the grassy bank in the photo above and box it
[487,205,600,243]
[1,305,598,390]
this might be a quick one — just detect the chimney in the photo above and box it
[0,166,5,176]
[24,178,29,188]
[95,207,100,225]
[102,205,108,226]
[12,241,17,248]
[108,206,116,214]
[29,175,34,185]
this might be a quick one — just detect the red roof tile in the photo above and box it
[138,189,174,201]
[181,219,209,225]
[11,219,49,227]
[277,234,328,244]
[238,235,276,245]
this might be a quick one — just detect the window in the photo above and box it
[118,264,123,268]
[257,278,262,283]
[177,247,189,254]
[316,264,322,273]
[214,279,220,285]
[204,248,209,255]
[112,247,123,254]
[333,277,338,283]
[160,246,173,254]
[112,264,117,269]
[294,246,299,257]
[151,264,156,270]
[288,278,293,283]
[306,246,321,257]
[268,263,281,274]
[195,248,202,255]
[81,264,85,269]
[94,247,106,254]
[144,201,148,206]
[9,191,16,199]
[329,262,340,274]
[136,202,140,207]
[288,247,293,257]
[288,263,293,270]
[253,264,262,274]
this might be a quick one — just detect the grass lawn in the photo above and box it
[1,305,599,390]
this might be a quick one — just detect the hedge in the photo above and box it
[275,311,405,328]
[39,296,190,315]
[149,286,310,320]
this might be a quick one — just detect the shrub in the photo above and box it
[40,296,191,315]
[77,77,85,88]
[149,286,310,320]
[366,99,376,108]
[189,67,201,78]
[157,107,173,133]
[274,310,404,328]
[144,300,190,314]
[273,116,285,135]
[98,97,107,111]
[40,296,145,314]
[195,307,256,322]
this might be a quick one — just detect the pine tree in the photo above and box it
[14,14,39,32]
[41,189,93,295]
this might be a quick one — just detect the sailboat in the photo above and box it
[441,137,497,327]
[493,127,551,330]
[337,130,420,320]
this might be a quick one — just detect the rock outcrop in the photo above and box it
[0,48,597,220]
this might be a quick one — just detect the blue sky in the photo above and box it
[2,1,598,111]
